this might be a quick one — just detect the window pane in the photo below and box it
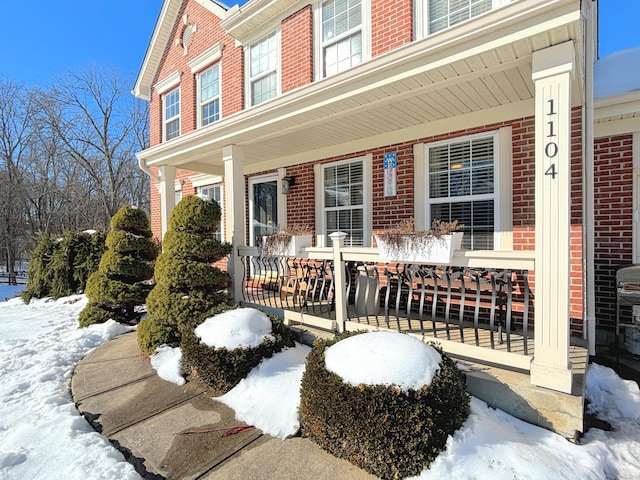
[201,100,220,126]
[323,160,364,246]
[166,118,179,140]
[322,0,362,76]
[428,0,492,34]
[428,136,495,249]
[252,72,276,106]
[200,185,223,241]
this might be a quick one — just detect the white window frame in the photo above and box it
[314,0,371,80]
[245,30,281,107]
[414,128,513,251]
[415,0,510,38]
[196,63,221,127]
[314,155,373,247]
[198,183,224,242]
[162,87,181,142]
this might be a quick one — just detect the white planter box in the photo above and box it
[375,232,463,264]
[264,234,312,257]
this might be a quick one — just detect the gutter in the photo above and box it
[137,154,160,182]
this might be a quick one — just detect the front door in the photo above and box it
[249,177,279,247]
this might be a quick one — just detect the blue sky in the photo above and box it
[0,1,637,87]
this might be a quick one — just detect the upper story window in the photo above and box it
[163,88,180,141]
[198,64,221,127]
[319,0,365,78]
[248,32,279,106]
[418,0,504,37]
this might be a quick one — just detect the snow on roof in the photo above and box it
[594,47,640,99]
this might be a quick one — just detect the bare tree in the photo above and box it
[44,65,149,228]
[0,77,34,284]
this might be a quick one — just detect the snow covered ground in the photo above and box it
[1,286,640,480]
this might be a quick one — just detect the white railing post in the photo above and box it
[329,232,348,333]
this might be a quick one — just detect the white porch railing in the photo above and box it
[237,235,536,373]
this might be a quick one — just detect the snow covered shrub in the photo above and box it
[137,195,232,356]
[22,230,107,303]
[180,307,296,394]
[299,331,470,480]
[79,206,158,328]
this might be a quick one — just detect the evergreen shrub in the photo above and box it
[78,205,158,328]
[299,332,470,480]
[180,308,296,394]
[138,195,232,355]
[21,230,107,303]
[137,316,182,357]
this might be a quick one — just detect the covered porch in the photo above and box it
[137,0,594,438]
[236,237,588,439]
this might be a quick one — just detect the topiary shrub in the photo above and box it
[138,195,232,356]
[137,316,182,357]
[78,205,158,328]
[299,331,470,479]
[21,230,107,303]
[180,307,296,394]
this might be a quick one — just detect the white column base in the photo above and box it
[530,360,573,394]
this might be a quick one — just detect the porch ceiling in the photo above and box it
[138,0,583,176]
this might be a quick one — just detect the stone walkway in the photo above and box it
[71,332,377,480]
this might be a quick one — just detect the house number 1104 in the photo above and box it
[545,98,558,179]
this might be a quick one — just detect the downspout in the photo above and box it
[137,154,160,182]
[583,0,597,356]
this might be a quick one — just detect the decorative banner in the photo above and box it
[383,153,397,197]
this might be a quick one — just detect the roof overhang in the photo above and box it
[594,91,640,137]
[223,0,304,44]
[138,0,585,175]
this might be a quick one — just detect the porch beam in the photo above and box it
[530,41,575,394]
[223,145,246,303]
[158,165,176,238]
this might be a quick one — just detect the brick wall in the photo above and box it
[371,0,413,57]
[249,112,587,336]
[149,0,243,148]
[281,5,313,93]
[593,134,634,330]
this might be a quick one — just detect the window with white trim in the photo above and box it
[248,32,279,106]
[163,88,180,141]
[320,0,364,78]
[426,133,498,250]
[198,64,220,127]
[322,159,365,246]
[418,0,508,37]
[199,184,224,242]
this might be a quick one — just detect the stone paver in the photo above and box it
[71,331,378,480]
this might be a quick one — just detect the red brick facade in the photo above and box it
[593,134,634,329]
[143,0,604,338]
[281,6,313,93]
[371,0,413,57]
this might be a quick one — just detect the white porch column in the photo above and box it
[223,145,246,303]
[158,165,176,238]
[530,41,575,393]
